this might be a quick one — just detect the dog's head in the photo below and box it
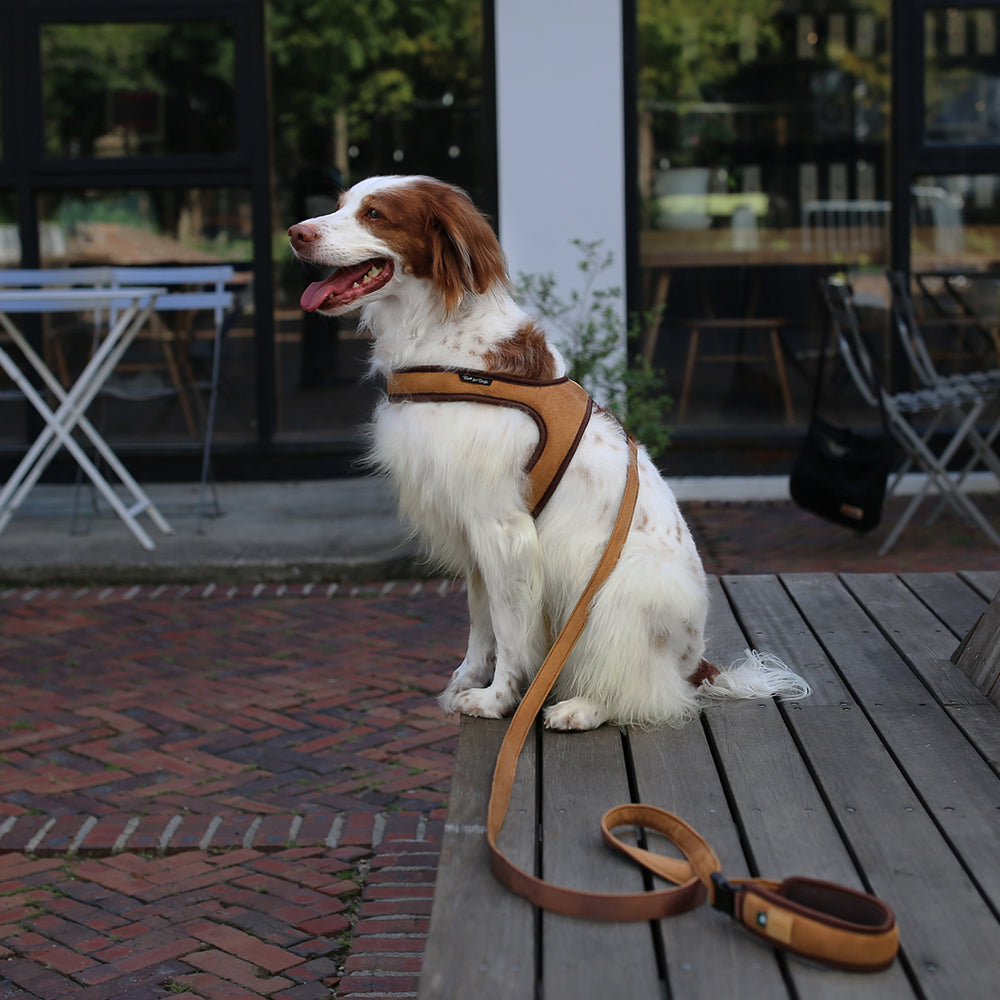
[289,175,508,317]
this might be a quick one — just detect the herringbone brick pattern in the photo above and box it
[0,583,466,998]
[0,583,464,819]
[0,813,442,999]
[685,493,1000,574]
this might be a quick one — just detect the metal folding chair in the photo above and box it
[886,270,1000,526]
[887,269,1000,393]
[822,278,1000,554]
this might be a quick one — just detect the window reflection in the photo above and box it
[0,192,22,445]
[0,192,20,267]
[911,172,1000,269]
[26,188,257,447]
[639,2,889,253]
[41,21,237,159]
[925,8,1000,145]
[637,2,891,429]
[36,188,253,265]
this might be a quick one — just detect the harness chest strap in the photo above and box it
[386,367,594,516]
[387,368,898,971]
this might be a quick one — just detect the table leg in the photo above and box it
[678,324,700,420]
[769,326,795,423]
[640,270,671,366]
[0,303,173,546]
[0,346,157,549]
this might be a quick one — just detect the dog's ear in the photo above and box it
[420,182,508,313]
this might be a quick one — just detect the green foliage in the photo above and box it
[40,22,237,158]
[515,240,673,461]
[637,0,782,106]
[267,0,482,154]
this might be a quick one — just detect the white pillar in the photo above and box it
[494,0,627,351]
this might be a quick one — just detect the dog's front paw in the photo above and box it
[544,697,609,732]
[437,679,471,715]
[438,683,468,716]
[447,682,519,719]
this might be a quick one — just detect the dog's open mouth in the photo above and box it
[300,258,394,312]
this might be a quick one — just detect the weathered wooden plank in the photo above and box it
[874,699,1000,898]
[539,724,662,996]
[841,573,990,707]
[628,720,791,999]
[935,700,1000,773]
[951,591,1000,708]
[714,576,917,998]
[419,717,535,1000]
[783,574,954,709]
[955,572,1000,708]
[782,574,1000,997]
[899,571,989,640]
[422,573,1000,1000]
[720,573,855,706]
[792,704,1000,997]
[842,572,1000,776]
[959,570,1000,601]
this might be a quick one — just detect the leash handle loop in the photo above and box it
[600,806,899,972]
[733,877,899,972]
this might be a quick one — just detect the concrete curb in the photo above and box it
[0,553,429,588]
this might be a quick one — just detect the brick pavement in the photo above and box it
[686,492,1000,574]
[2,498,999,998]
[1,582,466,999]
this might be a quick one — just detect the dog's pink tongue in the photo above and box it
[300,277,339,312]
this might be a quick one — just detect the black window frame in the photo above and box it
[891,0,1000,270]
[0,0,276,450]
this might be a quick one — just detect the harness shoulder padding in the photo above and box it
[386,367,595,517]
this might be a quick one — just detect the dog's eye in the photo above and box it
[367,208,381,220]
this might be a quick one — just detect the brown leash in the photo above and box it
[387,368,898,971]
[484,439,899,973]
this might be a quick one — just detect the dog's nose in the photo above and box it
[288,222,320,248]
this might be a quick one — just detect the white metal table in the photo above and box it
[0,287,174,550]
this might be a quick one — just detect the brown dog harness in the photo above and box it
[386,367,594,516]
[386,366,898,971]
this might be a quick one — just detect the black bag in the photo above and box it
[791,280,892,532]
[790,417,891,532]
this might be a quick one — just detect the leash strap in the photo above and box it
[386,367,593,516]
[484,438,899,972]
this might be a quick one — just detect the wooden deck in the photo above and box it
[420,571,1000,1000]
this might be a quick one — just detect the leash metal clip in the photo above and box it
[710,872,741,917]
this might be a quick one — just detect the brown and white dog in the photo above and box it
[289,175,808,730]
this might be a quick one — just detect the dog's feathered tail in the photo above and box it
[696,648,811,704]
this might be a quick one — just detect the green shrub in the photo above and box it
[515,238,673,461]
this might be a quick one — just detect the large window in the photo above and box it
[637,1,891,431]
[924,7,1000,145]
[268,0,486,437]
[914,8,1000,270]
[40,21,237,159]
[0,0,489,477]
[0,0,272,476]
[637,1,1000,445]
